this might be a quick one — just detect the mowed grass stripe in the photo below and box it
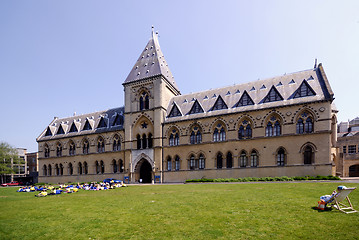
[0,182,358,240]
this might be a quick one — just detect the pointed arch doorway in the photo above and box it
[136,158,152,183]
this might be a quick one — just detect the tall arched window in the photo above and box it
[142,134,147,149]
[189,155,196,170]
[78,162,83,175]
[112,159,118,173]
[226,152,233,168]
[238,120,252,139]
[69,141,76,156]
[83,162,88,175]
[190,125,202,144]
[119,160,124,173]
[277,148,285,166]
[43,165,47,176]
[56,143,62,157]
[55,164,59,175]
[59,164,63,175]
[140,91,149,110]
[175,156,180,171]
[68,163,73,175]
[169,128,180,146]
[148,133,153,148]
[113,135,121,151]
[97,137,105,153]
[167,156,172,171]
[239,151,247,167]
[48,164,52,176]
[83,140,89,154]
[199,154,205,169]
[95,161,100,174]
[44,144,50,158]
[266,116,281,137]
[217,153,223,169]
[213,123,226,142]
[297,112,314,134]
[250,150,258,167]
[100,160,105,174]
[137,134,141,149]
[304,146,314,164]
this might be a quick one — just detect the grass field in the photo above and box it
[0,182,358,240]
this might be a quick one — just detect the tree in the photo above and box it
[0,142,21,184]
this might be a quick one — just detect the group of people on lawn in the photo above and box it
[17,181,127,197]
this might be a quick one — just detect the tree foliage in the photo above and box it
[0,141,21,183]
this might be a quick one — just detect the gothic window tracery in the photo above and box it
[296,112,313,134]
[238,119,252,139]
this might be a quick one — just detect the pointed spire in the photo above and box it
[123,27,180,92]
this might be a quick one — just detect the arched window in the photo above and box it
[266,116,281,137]
[239,151,247,167]
[95,161,100,174]
[277,148,285,166]
[113,135,121,151]
[250,150,258,167]
[175,156,180,171]
[43,165,47,176]
[148,133,153,148]
[59,164,63,175]
[189,155,196,170]
[68,163,73,175]
[119,160,124,173]
[78,162,83,175]
[44,144,50,158]
[217,153,223,169]
[83,140,89,154]
[199,154,205,169]
[97,137,105,153]
[48,164,52,176]
[190,125,202,144]
[304,146,314,164]
[142,134,147,149]
[140,91,149,110]
[55,164,59,176]
[226,152,233,168]
[100,160,105,174]
[83,162,88,175]
[213,123,226,142]
[69,141,76,156]
[56,143,62,157]
[238,120,252,139]
[112,159,118,173]
[297,112,314,134]
[167,156,172,171]
[137,134,141,149]
[169,129,180,146]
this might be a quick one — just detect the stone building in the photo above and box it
[336,117,359,177]
[37,30,338,184]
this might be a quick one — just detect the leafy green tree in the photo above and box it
[0,142,21,184]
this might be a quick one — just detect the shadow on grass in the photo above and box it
[311,206,333,212]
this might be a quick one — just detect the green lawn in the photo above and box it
[0,182,358,240]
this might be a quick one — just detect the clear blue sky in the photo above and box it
[1,1,358,152]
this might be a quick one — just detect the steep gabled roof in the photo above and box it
[165,65,334,122]
[37,107,125,142]
[123,28,179,92]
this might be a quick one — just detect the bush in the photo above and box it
[185,175,340,183]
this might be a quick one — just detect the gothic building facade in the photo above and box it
[37,30,338,183]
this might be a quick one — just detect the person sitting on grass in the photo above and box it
[29,186,36,192]
[35,190,48,197]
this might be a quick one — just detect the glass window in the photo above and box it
[277,148,285,166]
[240,151,247,167]
[348,145,356,154]
[250,150,258,167]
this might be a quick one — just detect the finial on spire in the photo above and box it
[314,58,317,68]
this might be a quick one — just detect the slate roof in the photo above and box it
[37,107,124,142]
[165,64,334,122]
[123,28,179,92]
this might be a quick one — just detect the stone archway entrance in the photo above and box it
[137,159,152,183]
[349,164,359,177]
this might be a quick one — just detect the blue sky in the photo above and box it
[1,1,358,152]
